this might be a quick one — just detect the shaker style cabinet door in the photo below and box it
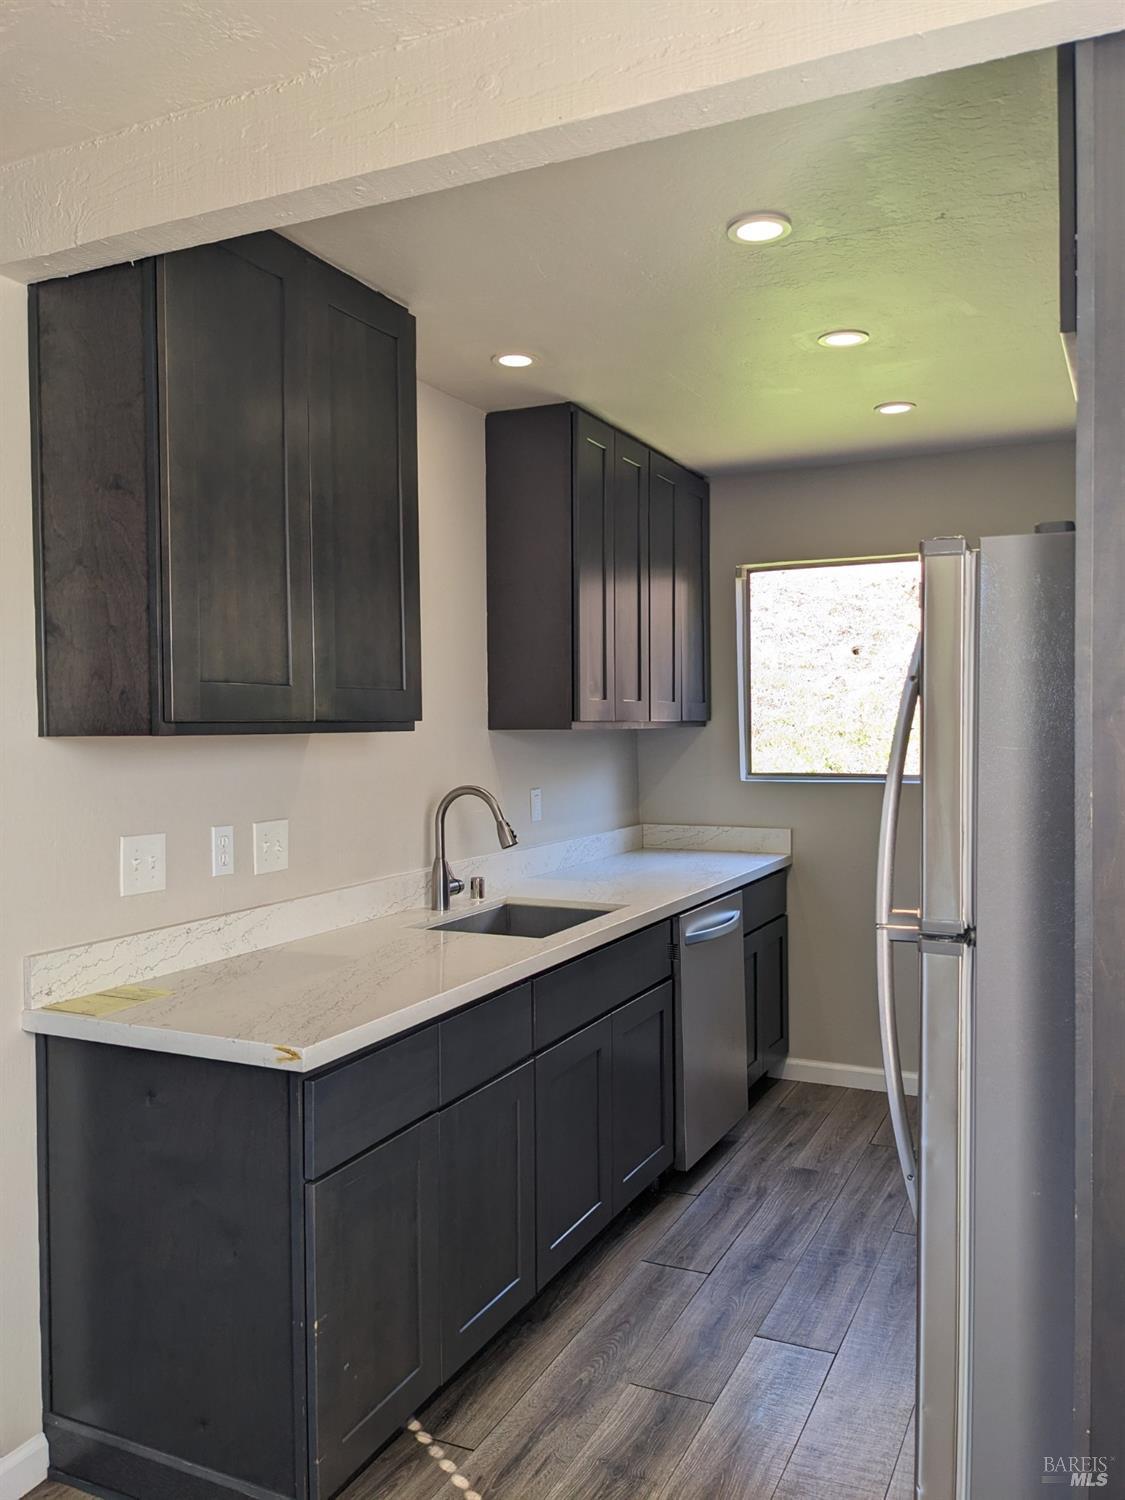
[745,915,789,1088]
[611,981,674,1212]
[649,454,710,724]
[306,1117,440,1500]
[612,433,650,721]
[676,471,711,723]
[308,260,421,725]
[535,1016,614,1285]
[648,455,682,723]
[573,410,616,722]
[438,1063,536,1381]
[158,234,315,724]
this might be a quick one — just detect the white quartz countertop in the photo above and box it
[22,849,789,1072]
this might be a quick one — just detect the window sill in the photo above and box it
[740,774,922,785]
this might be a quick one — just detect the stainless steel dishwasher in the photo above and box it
[674,890,748,1170]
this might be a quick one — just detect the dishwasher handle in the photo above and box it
[682,909,742,945]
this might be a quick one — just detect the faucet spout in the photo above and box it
[431,785,519,912]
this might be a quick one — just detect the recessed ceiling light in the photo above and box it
[875,401,916,416]
[818,329,870,348]
[727,212,792,245]
[492,352,535,368]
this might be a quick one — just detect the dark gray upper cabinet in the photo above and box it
[649,453,711,724]
[159,236,315,725]
[612,431,651,722]
[31,230,420,736]
[573,410,616,722]
[308,257,420,725]
[486,402,709,729]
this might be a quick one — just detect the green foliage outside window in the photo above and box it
[743,557,921,778]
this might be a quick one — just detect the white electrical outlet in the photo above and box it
[211,825,235,878]
[530,787,543,823]
[120,833,166,897]
[253,819,289,874]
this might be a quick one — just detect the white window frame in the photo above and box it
[735,552,920,784]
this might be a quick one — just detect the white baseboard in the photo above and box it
[771,1056,919,1096]
[0,1434,48,1500]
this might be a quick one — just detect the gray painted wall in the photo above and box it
[638,438,1075,1075]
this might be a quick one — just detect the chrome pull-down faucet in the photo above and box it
[431,786,518,911]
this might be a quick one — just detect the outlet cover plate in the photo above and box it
[211,825,235,878]
[120,833,166,897]
[530,787,543,823]
[253,819,289,875]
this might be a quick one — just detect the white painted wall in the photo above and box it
[3,0,1118,279]
[0,273,637,1463]
[637,440,1076,1076]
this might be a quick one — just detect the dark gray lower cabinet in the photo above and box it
[306,1117,440,1500]
[535,1016,614,1287]
[438,1063,536,1380]
[611,981,674,1212]
[43,900,790,1500]
[745,914,789,1089]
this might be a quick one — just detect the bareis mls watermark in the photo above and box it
[1042,1456,1113,1486]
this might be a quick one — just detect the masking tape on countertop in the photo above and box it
[45,984,173,1018]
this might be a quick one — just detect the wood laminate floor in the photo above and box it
[33,1081,918,1500]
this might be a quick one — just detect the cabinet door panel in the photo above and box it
[648,457,681,722]
[309,261,420,724]
[573,411,615,722]
[612,434,650,721]
[611,981,674,1212]
[439,1064,536,1379]
[677,475,710,723]
[745,916,788,1089]
[159,234,313,723]
[535,1016,613,1285]
[307,1117,440,1500]
[757,916,789,1056]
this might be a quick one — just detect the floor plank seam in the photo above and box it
[623,1380,714,1410]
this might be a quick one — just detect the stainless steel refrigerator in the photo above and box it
[876,530,1076,1498]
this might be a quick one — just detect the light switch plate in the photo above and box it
[120,833,166,897]
[253,819,289,875]
[211,825,235,878]
[530,787,543,823]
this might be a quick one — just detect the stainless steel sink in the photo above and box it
[431,902,615,938]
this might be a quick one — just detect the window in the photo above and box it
[737,555,921,780]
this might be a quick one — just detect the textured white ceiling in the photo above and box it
[0,0,536,164]
[290,49,1074,471]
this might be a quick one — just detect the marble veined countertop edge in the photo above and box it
[22,849,791,1073]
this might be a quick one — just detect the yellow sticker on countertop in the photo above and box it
[45,984,173,1018]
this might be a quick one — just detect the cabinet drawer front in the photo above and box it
[439,984,533,1104]
[304,1027,439,1179]
[742,871,788,934]
[533,921,672,1048]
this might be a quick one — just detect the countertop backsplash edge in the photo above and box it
[26,822,791,1012]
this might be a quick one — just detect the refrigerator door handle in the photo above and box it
[876,633,921,1219]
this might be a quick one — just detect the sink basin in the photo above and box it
[431,902,615,938]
